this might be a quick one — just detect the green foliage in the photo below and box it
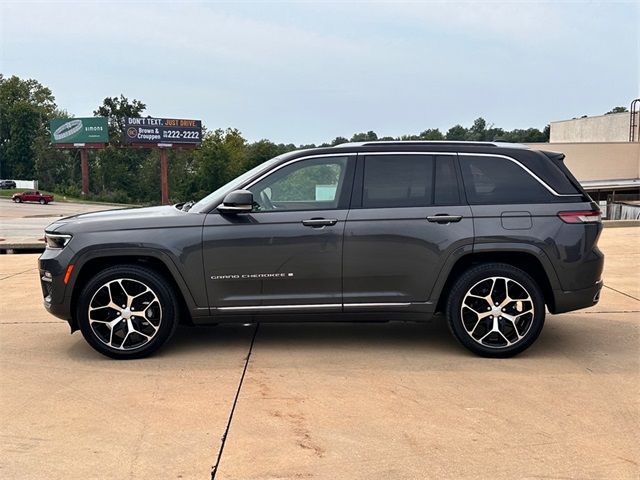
[94,95,146,145]
[605,106,628,114]
[444,118,548,143]
[0,75,56,179]
[419,129,444,140]
[350,131,378,142]
[446,124,467,140]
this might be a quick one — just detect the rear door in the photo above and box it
[342,152,473,311]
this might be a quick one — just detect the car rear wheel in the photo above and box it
[76,265,179,359]
[446,263,545,358]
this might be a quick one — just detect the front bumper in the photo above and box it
[551,279,603,314]
[39,246,75,326]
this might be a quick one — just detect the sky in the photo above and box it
[1,0,638,145]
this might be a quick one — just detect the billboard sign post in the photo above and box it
[124,117,202,204]
[49,117,109,195]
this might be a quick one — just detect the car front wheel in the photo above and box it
[39,199,46,205]
[446,263,545,358]
[76,265,179,359]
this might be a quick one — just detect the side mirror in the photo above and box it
[218,189,253,214]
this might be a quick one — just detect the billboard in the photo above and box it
[50,117,109,144]
[123,117,202,145]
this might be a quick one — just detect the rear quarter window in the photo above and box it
[460,155,553,204]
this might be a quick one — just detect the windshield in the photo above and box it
[190,156,283,213]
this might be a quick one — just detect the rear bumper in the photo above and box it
[551,279,603,314]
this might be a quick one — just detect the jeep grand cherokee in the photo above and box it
[39,141,604,359]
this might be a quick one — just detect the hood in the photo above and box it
[46,205,201,233]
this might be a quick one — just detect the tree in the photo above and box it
[94,95,146,145]
[33,108,80,194]
[605,106,628,114]
[465,118,487,141]
[350,131,378,142]
[0,75,56,179]
[192,128,248,199]
[445,124,467,140]
[330,136,349,146]
[91,95,148,201]
[418,128,444,140]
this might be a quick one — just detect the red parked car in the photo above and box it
[12,191,54,204]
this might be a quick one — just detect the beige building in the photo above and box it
[549,112,638,143]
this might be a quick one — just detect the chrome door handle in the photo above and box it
[427,215,463,224]
[302,218,338,227]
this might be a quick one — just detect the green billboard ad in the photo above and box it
[50,117,109,144]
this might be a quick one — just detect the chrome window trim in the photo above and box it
[458,152,577,197]
[237,149,574,203]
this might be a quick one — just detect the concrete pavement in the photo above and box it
[1,227,638,479]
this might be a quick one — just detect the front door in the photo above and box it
[203,154,355,314]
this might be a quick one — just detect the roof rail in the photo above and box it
[334,140,529,149]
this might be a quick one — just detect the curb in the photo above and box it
[603,220,640,228]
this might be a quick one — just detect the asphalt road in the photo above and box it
[0,227,638,479]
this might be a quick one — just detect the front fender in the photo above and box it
[68,246,205,313]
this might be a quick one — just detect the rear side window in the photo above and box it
[363,155,434,208]
[460,155,552,204]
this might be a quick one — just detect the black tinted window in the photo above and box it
[460,155,552,204]
[434,156,460,205]
[363,155,433,208]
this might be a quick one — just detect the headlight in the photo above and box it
[45,233,72,249]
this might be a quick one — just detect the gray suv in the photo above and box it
[39,141,604,359]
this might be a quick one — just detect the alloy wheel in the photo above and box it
[88,278,162,350]
[460,276,535,349]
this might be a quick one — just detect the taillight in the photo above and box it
[558,210,601,224]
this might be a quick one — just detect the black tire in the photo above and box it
[446,263,545,358]
[39,199,45,205]
[76,265,179,359]
[14,197,21,203]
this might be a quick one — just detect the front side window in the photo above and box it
[249,156,349,211]
[363,155,434,208]
[460,155,552,204]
